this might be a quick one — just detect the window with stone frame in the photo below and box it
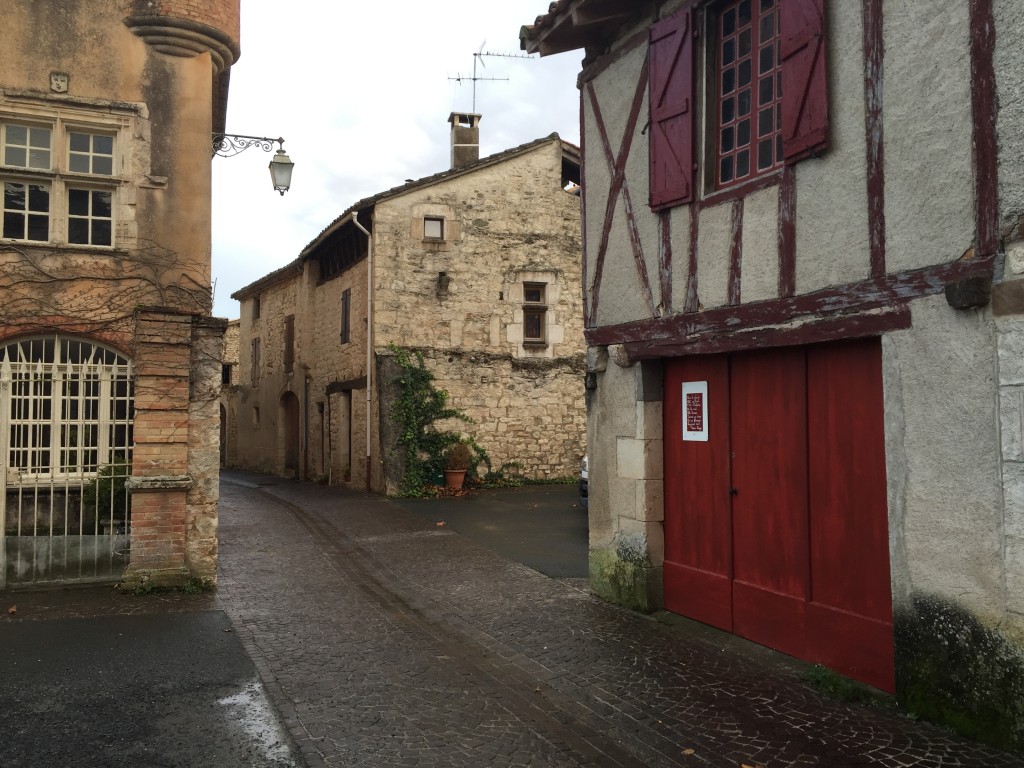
[283,315,295,374]
[250,337,261,387]
[523,282,548,345]
[423,216,444,240]
[1,119,117,246]
[340,288,351,344]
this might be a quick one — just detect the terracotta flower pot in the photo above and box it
[444,469,467,489]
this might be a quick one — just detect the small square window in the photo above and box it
[424,217,444,239]
[68,132,114,176]
[2,181,50,241]
[67,188,112,246]
[2,124,51,170]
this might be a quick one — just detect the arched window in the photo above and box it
[1,336,133,483]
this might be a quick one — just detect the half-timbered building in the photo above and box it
[523,0,1024,740]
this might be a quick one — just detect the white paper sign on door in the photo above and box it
[682,381,709,442]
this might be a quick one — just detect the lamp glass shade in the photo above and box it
[269,149,294,195]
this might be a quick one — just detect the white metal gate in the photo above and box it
[0,336,134,587]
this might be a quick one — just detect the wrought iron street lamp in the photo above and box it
[213,134,295,195]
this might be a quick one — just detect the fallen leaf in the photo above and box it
[436,521,446,526]
[7,605,15,615]
[682,749,694,756]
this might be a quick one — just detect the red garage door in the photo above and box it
[663,338,894,692]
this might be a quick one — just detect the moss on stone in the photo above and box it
[589,548,660,613]
[895,593,1024,752]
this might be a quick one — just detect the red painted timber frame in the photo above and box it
[575,0,999,360]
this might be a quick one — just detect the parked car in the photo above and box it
[579,454,588,508]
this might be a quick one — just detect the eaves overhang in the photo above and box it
[520,0,641,56]
[231,258,303,301]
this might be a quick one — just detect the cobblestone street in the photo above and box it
[215,472,1024,768]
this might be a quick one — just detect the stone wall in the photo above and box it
[371,139,585,486]
[417,349,585,479]
[0,0,239,587]
[232,276,303,476]
[228,137,585,492]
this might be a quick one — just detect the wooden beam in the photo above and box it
[622,306,911,360]
[586,253,994,351]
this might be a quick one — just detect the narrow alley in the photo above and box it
[214,472,1022,767]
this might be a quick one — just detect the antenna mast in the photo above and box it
[449,45,533,112]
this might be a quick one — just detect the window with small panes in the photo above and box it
[647,0,829,209]
[523,282,547,344]
[715,0,783,188]
[1,120,117,246]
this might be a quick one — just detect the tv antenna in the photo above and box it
[449,42,534,112]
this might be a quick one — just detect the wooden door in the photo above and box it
[664,355,732,630]
[662,339,894,692]
[805,340,894,691]
[730,347,809,660]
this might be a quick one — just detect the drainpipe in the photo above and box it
[349,210,373,492]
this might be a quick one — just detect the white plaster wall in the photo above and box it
[583,95,610,315]
[795,0,870,293]
[584,44,663,327]
[668,204,692,312]
[884,296,1004,619]
[884,1,975,273]
[994,0,1024,228]
[741,185,780,303]
[696,202,732,309]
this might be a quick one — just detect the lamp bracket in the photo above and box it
[212,133,285,158]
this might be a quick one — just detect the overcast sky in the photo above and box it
[210,0,583,318]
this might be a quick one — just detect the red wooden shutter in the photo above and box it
[780,0,829,161]
[649,8,695,210]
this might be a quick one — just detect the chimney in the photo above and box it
[448,112,481,169]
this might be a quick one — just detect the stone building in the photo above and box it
[1,0,240,588]
[229,116,585,494]
[219,318,240,468]
[523,0,1024,746]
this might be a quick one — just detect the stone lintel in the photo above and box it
[120,566,192,589]
[126,475,193,492]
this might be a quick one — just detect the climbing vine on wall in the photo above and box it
[388,344,489,495]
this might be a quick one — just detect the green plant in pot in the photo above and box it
[443,442,475,490]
